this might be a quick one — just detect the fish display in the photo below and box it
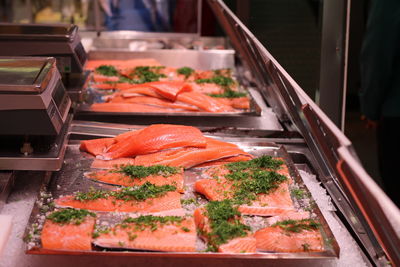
[85,61,250,113]
[33,124,333,255]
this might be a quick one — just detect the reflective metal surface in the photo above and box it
[88,49,234,70]
[0,23,77,41]
[0,57,55,93]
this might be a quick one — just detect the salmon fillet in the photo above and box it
[85,166,184,192]
[146,81,192,101]
[41,209,96,251]
[80,138,115,156]
[90,102,181,113]
[177,92,234,112]
[109,95,199,111]
[55,183,182,213]
[216,97,250,110]
[93,216,196,252]
[153,147,253,169]
[100,124,207,160]
[255,219,324,252]
[195,157,295,216]
[194,204,256,253]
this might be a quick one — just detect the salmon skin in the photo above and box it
[255,219,324,252]
[85,165,184,192]
[55,182,182,213]
[41,209,96,251]
[100,124,207,160]
[194,201,256,253]
[194,156,295,216]
[93,215,196,252]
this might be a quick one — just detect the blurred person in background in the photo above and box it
[359,0,400,207]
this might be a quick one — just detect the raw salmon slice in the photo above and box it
[216,97,250,110]
[195,179,294,216]
[194,204,256,253]
[85,166,184,192]
[55,183,182,213]
[195,158,295,216]
[90,102,183,113]
[41,209,96,251]
[134,147,196,166]
[109,95,199,111]
[93,215,196,252]
[255,219,324,252]
[101,124,207,160]
[80,138,115,156]
[146,81,192,101]
[153,147,253,169]
[177,92,234,112]
[91,158,136,169]
[189,82,224,95]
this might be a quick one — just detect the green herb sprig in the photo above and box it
[47,208,96,225]
[177,67,194,78]
[114,165,180,179]
[272,219,320,233]
[95,65,118,76]
[203,200,250,252]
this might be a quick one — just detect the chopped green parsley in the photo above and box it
[209,90,247,98]
[195,75,235,88]
[95,65,118,76]
[47,208,96,225]
[203,200,250,252]
[114,165,180,179]
[122,215,184,231]
[272,219,320,233]
[113,182,176,201]
[74,182,176,202]
[177,67,194,78]
[127,66,166,83]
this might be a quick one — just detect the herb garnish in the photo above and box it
[225,156,283,172]
[177,67,194,78]
[95,65,118,76]
[74,182,176,202]
[195,76,235,88]
[203,200,250,252]
[272,219,320,233]
[207,156,287,205]
[122,215,184,231]
[209,90,247,98]
[127,66,166,83]
[232,170,287,204]
[47,208,96,225]
[113,182,176,201]
[114,165,180,179]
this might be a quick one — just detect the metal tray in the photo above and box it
[24,135,339,260]
[76,85,262,118]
